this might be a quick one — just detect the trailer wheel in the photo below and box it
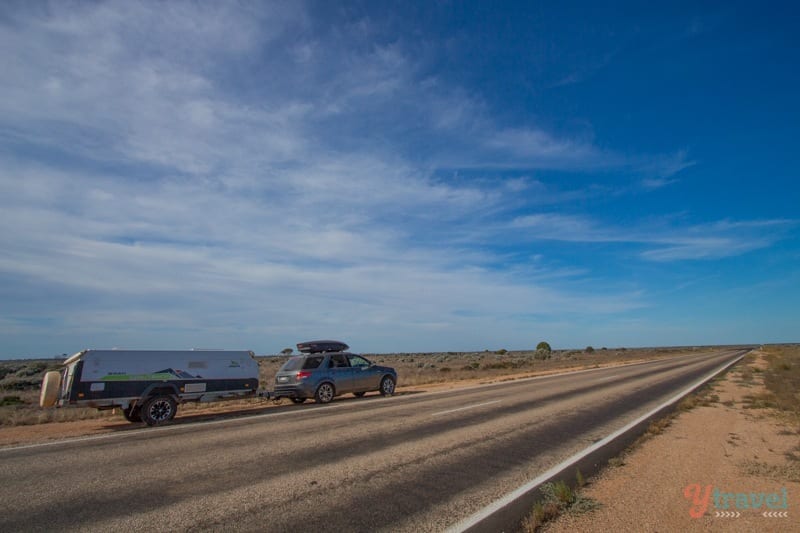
[314,382,335,404]
[39,371,61,408]
[122,405,142,423]
[290,397,306,404]
[141,395,177,426]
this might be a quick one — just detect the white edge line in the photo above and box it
[432,400,501,417]
[445,351,747,533]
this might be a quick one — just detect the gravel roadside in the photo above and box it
[544,349,799,532]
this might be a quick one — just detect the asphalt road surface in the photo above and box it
[0,349,746,532]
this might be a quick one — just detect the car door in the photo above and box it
[327,353,355,394]
[348,354,380,391]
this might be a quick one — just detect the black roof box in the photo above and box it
[297,340,349,354]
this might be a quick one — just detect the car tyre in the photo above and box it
[379,376,396,396]
[141,395,177,426]
[314,382,335,404]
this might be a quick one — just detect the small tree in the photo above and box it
[585,346,595,353]
[281,348,293,356]
[534,341,552,360]
[536,341,552,353]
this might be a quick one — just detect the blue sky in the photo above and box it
[1,1,798,358]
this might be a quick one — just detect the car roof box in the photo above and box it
[297,340,349,354]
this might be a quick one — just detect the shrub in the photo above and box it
[495,349,508,355]
[0,395,23,406]
[585,346,595,353]
[534,350,551,361]
[536,341,552,353]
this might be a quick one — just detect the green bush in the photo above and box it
[536,341,552,353]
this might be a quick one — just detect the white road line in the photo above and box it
[445,351,747,533]
[596,374,621,382]
[431,400,501,417]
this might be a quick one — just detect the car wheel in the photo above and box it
[353,392,366,397]
[141,395,177,426]
[291,397,306,404]
[379,376,396,396]
[122,405,142,422]
[315,382,335,404]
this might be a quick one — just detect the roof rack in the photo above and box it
[296,340,349,354]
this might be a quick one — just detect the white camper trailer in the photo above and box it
[40,349,261,426]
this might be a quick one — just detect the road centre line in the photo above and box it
[431,400,501,417]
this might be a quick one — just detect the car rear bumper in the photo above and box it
[272,384,314,399]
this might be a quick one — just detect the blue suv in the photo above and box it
[272,340,397,404]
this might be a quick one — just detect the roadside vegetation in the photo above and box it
[1,345,723,427]
[521,473,601,532]
[738,344,800,482]
[746,344,800,419]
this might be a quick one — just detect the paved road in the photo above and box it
[0,349,746,532]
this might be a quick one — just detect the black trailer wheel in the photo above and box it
[353,392,366,397]
[141,395,177,426]
[290,397,306,404]
[122,405,142,423]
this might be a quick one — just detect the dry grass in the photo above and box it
[737,345,800,424]
[760,344,800,418]
[739,459,800,482]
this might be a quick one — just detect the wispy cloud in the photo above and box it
[509,213,795,261]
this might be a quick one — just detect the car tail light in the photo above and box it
[296,371,312,380]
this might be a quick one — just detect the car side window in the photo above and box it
[348,355,370,368]
[329,354,350,368]
[302,356,323,370]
